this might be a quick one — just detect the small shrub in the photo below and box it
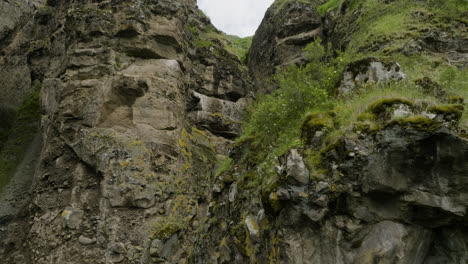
[318,0,345,15]
[237,39,344,188]
[150,216,187,241]
[215,156,232,177]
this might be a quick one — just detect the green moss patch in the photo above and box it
[301,111,335,145]
[187,19,253,62]
[428,104,464,119]
[214,156,232,178]
[318,0,345,15]
[394,115,442,131]
[150,216,187,241]
[367,98,414,115]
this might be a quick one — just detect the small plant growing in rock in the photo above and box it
[150,216,187,241]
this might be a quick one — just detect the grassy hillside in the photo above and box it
[187,11,253,63]
[236,0,467,190]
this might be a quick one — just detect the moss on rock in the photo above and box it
[367,98,414,115]
[301,112,335,145]
[150,216,187,241]
[394,115,442,131]
[428,104,464,120]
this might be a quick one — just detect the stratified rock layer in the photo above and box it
[0,0,252,263]
[0,0,467,263]
[248,0,321,92]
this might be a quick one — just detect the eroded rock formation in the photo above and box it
[0,0,467,264]
[1,0,252,263]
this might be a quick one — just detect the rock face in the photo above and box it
[191,98,468,263]
[0,0,467,264]
[338,57,406,96]
[248,0,321,92]
[0,0,253,263]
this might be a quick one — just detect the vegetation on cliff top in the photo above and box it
[188,11,253,63]
[236,0,467,191]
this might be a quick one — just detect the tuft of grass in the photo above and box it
[214,156,233,177]
[187,15,253,62]
[318,0,345,15]
[393,115,442,132]
[150,216,187,241]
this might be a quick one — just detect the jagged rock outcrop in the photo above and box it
[338,57,406,96]
[326,0,468,67]
[248,0,322,92]
[191,95,468,264]
[187,0,468,263]
[0,0,44,109]
[0,0,467,263]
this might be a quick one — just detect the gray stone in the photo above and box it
[248,0,322,92]
[244,215,260,242]
[312,195,329,207]
[316,182,331,193]
[303,208,328,222]
[110,242,126,254]
[354,221,431,264]
[229,183,238,202]
[159,234,179,260]
[61,208,84,229]
[392,104,412,119]
[277,188,291,200]
[149,239,164,257]
[130,187,157,209]
[78,235,96,245]
[212,184,223,193]
[286,149,310,186]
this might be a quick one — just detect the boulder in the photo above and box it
[286,149,310,186]
[339,57,406,96]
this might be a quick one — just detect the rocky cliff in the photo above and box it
[0,0,252,263]
[0,0,467,264]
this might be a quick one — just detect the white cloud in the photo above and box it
[197,0,275,37]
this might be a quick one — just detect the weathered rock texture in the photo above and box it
[0,0,45,110]
[338,57,406,96]
[0,0,252,263]
[190,95,468,263]
[0,0,467,264]
[248,0,321,92]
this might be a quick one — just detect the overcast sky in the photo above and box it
[198,0,275,37]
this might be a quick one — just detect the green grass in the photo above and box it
[342,0,467,55]
[236,39,344,189]
[318,0,345,15]
[188,21,253,62]
[231,0,468,194]
[150,216,187,241]
[327,81,438,139]
[214,156,233,178]
[223,35,253,63]
[427,0,468,21]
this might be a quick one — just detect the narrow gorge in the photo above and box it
[0,0,467,263]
